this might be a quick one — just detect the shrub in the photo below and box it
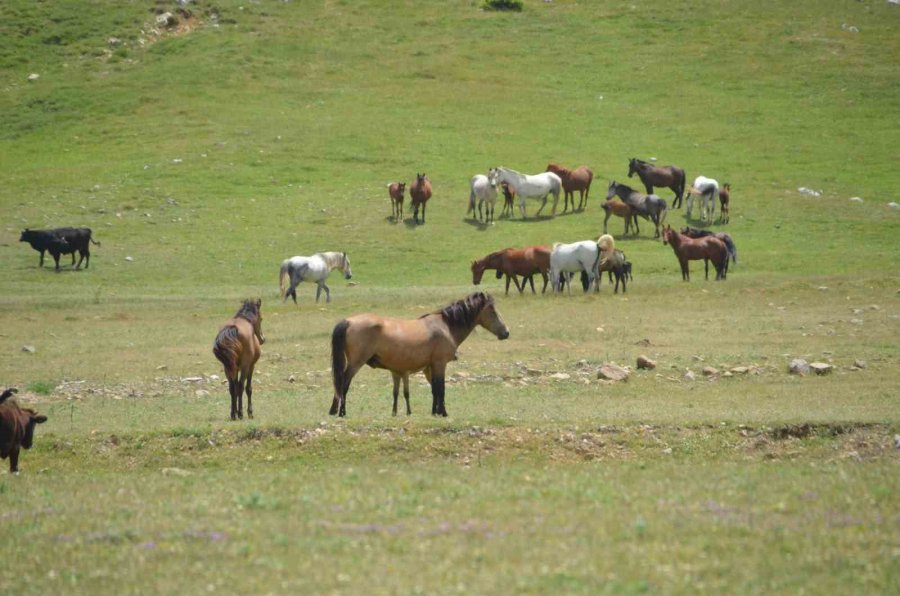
[483,0,523,12]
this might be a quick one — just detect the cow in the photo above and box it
[0,388,48,474]
[20,227,100,270]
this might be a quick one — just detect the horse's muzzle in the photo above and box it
[498,329,510,340]
[345,273,352,279]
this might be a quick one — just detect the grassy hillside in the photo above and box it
[0,1,898,593]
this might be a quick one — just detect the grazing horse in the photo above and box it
[491,166,562,219]
[329,292,509,417]
[628,158,686,208]
[213,299,265,420]
[471,245,551,295]
[467,173,498,224]
[388,182,406,221]
[662,225,727,281]
[606,181,668,238]
[409,173,432,224]
[719,183,731,224]
[680,226,737,268]
[685,176,719,223]
[500,182,516,218]
[546,163,594,212]
[279,252,353,304]
[601,199,636,236]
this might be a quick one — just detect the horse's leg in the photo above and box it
[527,274,536,294]
[229,379,238,420]
[680,258,690,281]
[519,197,526,219]
[541,271,549,294]
[338,362,364,417]
[603,211,610,234]
[391,371,401,416]
[315,282,322,303]
[704,258,709,281]
[324,282,331,303]
[504,274,512,296]
[236,372,245,419]
[422,202,426,224]
[535,194,548,217]
[430,362,448,417]
[402,373,411,415]
[246,369,254,419]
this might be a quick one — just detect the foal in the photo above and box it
[719,183,731,224]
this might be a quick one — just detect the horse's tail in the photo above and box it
[677,168,686,198]
[468,187,476,214]
[330,320,350,406]
[723,236,738,267]
[0,387,17,405]
[279,260,291,300]
[213,325,241,380]
[659,203,669,225]
[90,236,101,246]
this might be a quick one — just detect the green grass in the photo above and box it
[0,0,898,593]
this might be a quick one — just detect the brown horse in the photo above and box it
[472,245,551,295]
[662,225,727,281]
[500,182,516,218]
[546,163,594,212]
[628,158,686,208]
[329,292,509,417]
[388,182,406,221]
[409,173,432,224]
[213,299,265,420]
[600,199,636,235]
[719,183,731,224]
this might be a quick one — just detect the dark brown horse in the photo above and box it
[719,183,731,223]
[500,182,516,218]
[472,245,551,295]
[680,226,737,268]
[628,158,686,208]
[388,182,406,221]
[329,292,509,417]
[546,163,594,212]
[409,173,432,224]
[213,299,265,420]
[662,225,727,281]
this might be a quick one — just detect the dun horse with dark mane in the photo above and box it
[213,299,265,420]
[329,292,509,417]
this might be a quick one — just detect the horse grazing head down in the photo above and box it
[340,252,352,280]
[471,260,487,285]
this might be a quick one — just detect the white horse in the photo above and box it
[686,176,719,223]
[279,252,352,304]
[550,240,600,294]
[491,166,562,219]
[467,173,498,224]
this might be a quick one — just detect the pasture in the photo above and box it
[1,0,898,593]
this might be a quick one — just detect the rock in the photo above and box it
[27,73,40,82]
[107,37,122,46]
[894,435,900,450]
[683,370,696,382]
[125,256,134,262]
[288,374,296,383]
[692,355,704,362]
[853,360,867,369]
[156,365,167,370]
[156,12,178,27]
[730,366,750,375]
[597,364,629,382]
[636,355,656,370]
[849,318,863,325]
[888,202,900,210]
[161,467,191,477]
[702,366,719,376]
[635,338,652,347]
[849,196,863,203]
[549,372,570,380]
[181,376,203,383]
[797,187,821,197]
[722,371,733,378]
[195,389,209,397]
[809,362,833,375]
[22,345,36,354]
[789,358,811,376]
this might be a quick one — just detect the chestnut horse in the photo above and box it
[388,182,406,221]
[500,182,516,218]
[662,225,727,281]
[546,163,594,212]
[600,199,636,235]
[628,158,686,208]
[213,299,265,420]
[719,183,731,224]
[409,173,432,224]
[680,226,737,268]
[471,245,551,295]
[329,292,509,417]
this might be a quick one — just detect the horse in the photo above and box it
[680,226,737,268]
[388,182,406,221]
[467,173,498,224]
[600,199,636,236]
[279,252,352,304]
[213,299,265,420]
[490,166,562,219]
[550,240,604,294]
[329,292,509,417]
[576,248,629,294]
[546,163,593,212]
[685,176,719,223]
[661,225,727,281]
[409,173,432,224]
[471,245,551,295]
[606,181,668,238]
[500,182,516,218]
[719,183,731,224]
[628,158,686,208]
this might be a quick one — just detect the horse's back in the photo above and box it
[344,313,443,372]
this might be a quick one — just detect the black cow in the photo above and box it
[0,388,48,474]
[20,227,100,270]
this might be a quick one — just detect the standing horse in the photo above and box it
[718,183,731,224]
[467,173,498,224]
[213,299,265,420]
[546,163,594,212]
[329,292,509,417]
[409,173,432,224]
[388,182,406,221]
[685,176,719,223]
[550,240,601,294]
[500,182,516,218]
[606,181,668,238]
[600,199,636,236]
[680,226,737,268]
[627,158,686,208]
[471,245,551,295]
[491,166,562,219]
[279,252,353,304]
[662,225,727,281]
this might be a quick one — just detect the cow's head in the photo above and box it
[21,409,47,449]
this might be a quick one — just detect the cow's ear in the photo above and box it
[33,415,47,424]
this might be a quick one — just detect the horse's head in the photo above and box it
[242,298,265,344]
[661,225,673,245]
[606,180,618,200]
[487,168,499,188]
[627,158,637,178]
[340,252,352,279]
[471,260,486,285]
[473,293,509,340]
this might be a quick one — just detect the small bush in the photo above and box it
[483,0,523,12]
[26,380,54,396]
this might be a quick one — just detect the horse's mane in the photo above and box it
[431,292,493,332]
[235,299,261,323]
